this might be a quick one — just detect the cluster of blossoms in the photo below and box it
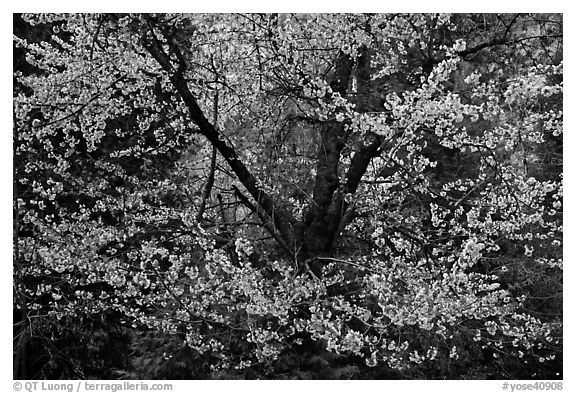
[17,204,560,371]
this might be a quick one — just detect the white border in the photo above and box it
[3,5,571,391]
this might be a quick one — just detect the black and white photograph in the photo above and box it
[12,12,563,383]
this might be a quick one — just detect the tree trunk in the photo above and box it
[297,45,381,277]
[142,19,380,278]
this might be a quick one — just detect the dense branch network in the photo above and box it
[13,13,562,379]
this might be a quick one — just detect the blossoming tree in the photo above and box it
[14,13,562,378]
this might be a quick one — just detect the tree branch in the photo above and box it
[141,18,297,247]
[196,90,219,222]
[232,185,295,259]
[456,14,520,59]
